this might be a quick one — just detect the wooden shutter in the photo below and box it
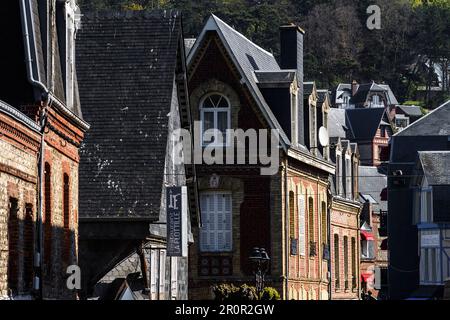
[298,194,306,256]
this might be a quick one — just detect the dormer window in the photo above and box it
[58,0,80,109]
[370,95,382,108]
[200,93,231,146]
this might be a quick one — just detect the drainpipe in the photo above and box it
[328,190,333,300]
[19,0,50,300]
[283,160,289,299]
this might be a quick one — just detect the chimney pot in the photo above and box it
[352,80,358,96]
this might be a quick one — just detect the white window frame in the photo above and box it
[65,1,77,109]
[199,192,233,252]
[361,239,373,259]
[200,93,231,147]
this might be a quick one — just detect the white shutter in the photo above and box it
[224,194,232,251]
[420,248,425,283]
[200,192,232,252]
[150,249,158,300]
[298,194,306,256]
[170,257,178,300]
[217,194,225,251]
[159,250,166,300]
[200,194,209,251]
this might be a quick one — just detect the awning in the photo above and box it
[361,230,374,241]
[361,273,374,282]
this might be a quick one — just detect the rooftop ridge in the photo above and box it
[211,14,275,58]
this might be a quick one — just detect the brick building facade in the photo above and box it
[0,0,89,299]
[187,15,334,300]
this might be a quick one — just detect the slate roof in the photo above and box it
[418,151,450,185]
[328,108,348,139]
[397,105,423,117]
[350,83,372,105]
[24,0,82,117]
[335,82,398,106]
[346,107,386,140]
[358,166,388,212]
[378,84,399,105]
[395,100,450,137]
[76,10,183,219]
[304,81,315,95]
[188,14,290,147]
[317,89,329,104]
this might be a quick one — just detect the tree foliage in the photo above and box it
[77,0,450,106]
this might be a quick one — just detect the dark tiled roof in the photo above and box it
[397,105,423,117]
[304,81,315,95]
[346,107,386,140]
[76,10,182,219]
[328,108,348,139]
[418,151,450,185]
[350,83,371,104]
[189,14,290,146]
[317,89,329,104]
[358,166,387,212]
[395,100,450,137]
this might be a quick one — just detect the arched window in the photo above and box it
[24,204,34,291]
[44,162,52,267]
[351,237,357,289]
[344,236,349,290]
[308,197,314,243]
[334,234,340,290]
[289,191,295,238]
[63,173,70,265]
[200,93,230,146]
[8,197,19,293]
[321,201,327,246]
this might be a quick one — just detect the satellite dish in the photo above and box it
[319,127,329,147]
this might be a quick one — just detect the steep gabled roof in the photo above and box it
[397,105,423,118]
[328,108,348,139]
[394,100,450,137]
[76,10,184,219]
[418,151,450,185]
[187,14,289,148]
[358,166,388,212]
[346,107,386,140]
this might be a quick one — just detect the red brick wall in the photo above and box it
[330,204,360,300]
[188,34,274,299]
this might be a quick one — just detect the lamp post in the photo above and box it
[249,247,270,296]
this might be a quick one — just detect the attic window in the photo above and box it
[200,93,231,146]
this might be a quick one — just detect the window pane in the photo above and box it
[209,94,221,107]
[202,112,214,144]
[203,97,215,109]
[217,111,228,144]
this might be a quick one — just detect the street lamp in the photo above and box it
[249,247,270,296]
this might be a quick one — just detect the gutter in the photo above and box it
[20,0,48,299]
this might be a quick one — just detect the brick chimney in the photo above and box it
[351,80,358,96]
[280,24,305,146]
